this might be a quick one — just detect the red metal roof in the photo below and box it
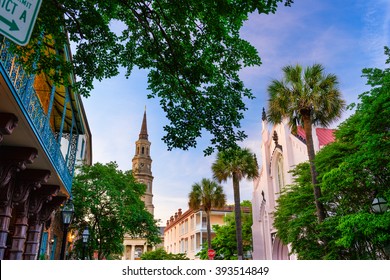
[296,126,335,148]
[297,126,306,140]
[316,127,336,146]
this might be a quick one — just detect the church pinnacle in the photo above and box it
[139,108,148,140]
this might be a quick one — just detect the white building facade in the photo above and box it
[251,113,334,260]
[164,207,242,259]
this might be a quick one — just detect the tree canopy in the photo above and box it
[267,63,346,222]
[188,178,226,249]
[71,162,161,260]
[141,247,189,260]
[197,205,253,260]
[274,48,390,259]
[212,147,258,259]
[11,0,293,155]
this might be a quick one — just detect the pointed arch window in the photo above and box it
[276,155,285,192]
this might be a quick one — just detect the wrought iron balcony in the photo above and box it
[0,38,81,193]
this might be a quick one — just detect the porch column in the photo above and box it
[23,222,42,260]
[0,201,12,260]
[0,113,18,142]
[8,169,50,260]
[24,185,59,260]
[130,245,135,260]
[0,146,38,260]
[28,196,67,260]
[143,244,147,255]
[8,207,29,260]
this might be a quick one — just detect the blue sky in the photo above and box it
[81,0,390,225]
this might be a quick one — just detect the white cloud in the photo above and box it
[361,0,390,68]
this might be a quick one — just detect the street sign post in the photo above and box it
[207,249,216,260]
[0,0,43,46]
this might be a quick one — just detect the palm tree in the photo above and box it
[267,63,345,222]
[212,147,258,260]
[188,178,226,250]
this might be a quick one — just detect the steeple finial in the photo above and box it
[272,131,278,145]
[262,107,267,121]
[139,108,148,140]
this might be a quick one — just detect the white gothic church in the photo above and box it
[251,110,335,260]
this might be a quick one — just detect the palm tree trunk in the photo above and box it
[206,210,212,250]
[302,115,326,223]
[232,173,244,260]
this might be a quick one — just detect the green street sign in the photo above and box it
[0,0,43,46]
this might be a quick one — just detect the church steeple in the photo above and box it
[139,108,148,140]
[132,108,154,215]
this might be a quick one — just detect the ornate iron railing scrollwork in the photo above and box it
[0,37,74,193]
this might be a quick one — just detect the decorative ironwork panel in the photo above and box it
[62,133,70,141]
[67,134,78,175]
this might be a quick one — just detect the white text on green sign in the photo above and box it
[0,0,43,46]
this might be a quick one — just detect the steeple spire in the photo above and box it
[139,107,148,140]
